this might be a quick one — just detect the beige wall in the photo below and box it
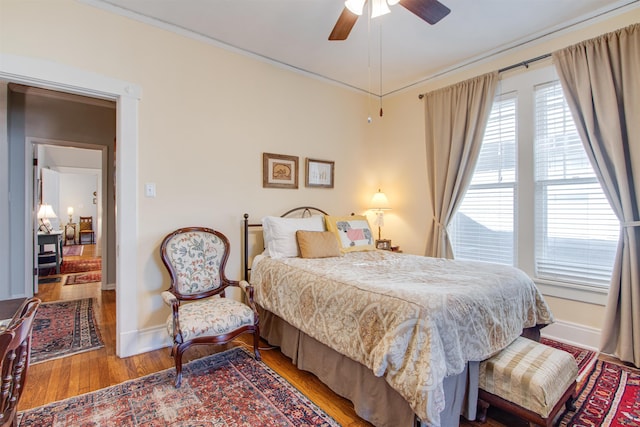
[0,0,376,329]
[1,0,637,344]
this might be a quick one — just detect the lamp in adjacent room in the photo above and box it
[369,189,391,241]
[37,203,57,233]
[67,206,74,224]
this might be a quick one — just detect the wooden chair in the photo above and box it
[160,227,260,387]
[79,216,95,244]
[0,297,41,427]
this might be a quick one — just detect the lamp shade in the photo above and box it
[371,0,391,18]
[345,0,366,15]
[370,189,391,211]
[67,206,74,216]
[37,204,57,219]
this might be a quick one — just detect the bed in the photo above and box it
[242,208,553,427]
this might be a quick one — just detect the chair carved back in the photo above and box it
[161,227,232,299]
[79,216,93,231]
[0,298,40,427]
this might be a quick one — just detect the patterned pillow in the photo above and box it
[296,230,342,258]
[325,215,376,253]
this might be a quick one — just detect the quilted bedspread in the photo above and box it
[250,250,553,426]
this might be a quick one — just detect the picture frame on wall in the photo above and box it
[263,153,299,189]
[305,158,334,188]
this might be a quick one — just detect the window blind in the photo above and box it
[450,93,516,265]
[534,81,619,287]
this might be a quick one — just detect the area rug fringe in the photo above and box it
[18,347,340,426]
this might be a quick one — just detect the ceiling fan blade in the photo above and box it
[400,0,450,25]
[329,7,360,40]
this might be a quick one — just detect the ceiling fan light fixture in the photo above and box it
[345,0,366,15]
[371,0,391,18]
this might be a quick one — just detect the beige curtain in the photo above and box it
[423,72,499,258]
[553,23,640,367]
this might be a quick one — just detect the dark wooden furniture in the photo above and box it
[0,297,40,427]
[160,227,260,387]
[78,216,95,244]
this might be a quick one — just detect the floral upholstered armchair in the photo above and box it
[160,227,260,387]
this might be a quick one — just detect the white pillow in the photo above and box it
[262,215,325,258]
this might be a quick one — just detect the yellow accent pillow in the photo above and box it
[325,215,376,253]
[296,231,342,259]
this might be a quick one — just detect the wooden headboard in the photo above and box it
[242,206,329,281]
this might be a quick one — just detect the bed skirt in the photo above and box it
[258,305,478,427]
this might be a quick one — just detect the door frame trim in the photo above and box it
[1,53,141,357]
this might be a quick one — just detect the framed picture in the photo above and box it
[305,158,334,188]
[263,153,299,189]
[376,239,391,250]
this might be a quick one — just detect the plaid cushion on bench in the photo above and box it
[479,336,578,418]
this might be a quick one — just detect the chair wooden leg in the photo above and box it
[174,344,185,388]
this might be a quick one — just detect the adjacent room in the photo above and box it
[0,1,638,426]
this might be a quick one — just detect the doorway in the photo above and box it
[32,143,106,295]
[0,53,141,358]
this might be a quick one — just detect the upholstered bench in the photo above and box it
[477,336,578,427]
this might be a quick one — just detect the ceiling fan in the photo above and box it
[329,0,451,40]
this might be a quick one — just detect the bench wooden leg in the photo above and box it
[477,398,489,423]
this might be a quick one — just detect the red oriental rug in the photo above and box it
[18,347,340,426]
[61,257,101,274]
[31,298,104,364]
[541,337,598,381]
[541,338,640,427]
[558,359,640,426]
[64,270,101,285]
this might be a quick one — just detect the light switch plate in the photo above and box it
[145,183,156,198]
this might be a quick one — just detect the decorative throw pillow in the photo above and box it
[262,215,325,258]
[296,230,342,259]
[325,215,376,253]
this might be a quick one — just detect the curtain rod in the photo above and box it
[418,53,552,99]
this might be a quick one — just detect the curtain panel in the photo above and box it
[552,23,640,367]
[423,72,499,258]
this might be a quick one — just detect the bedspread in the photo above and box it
[250,250,553,426]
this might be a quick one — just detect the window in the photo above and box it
[450,67,619,296]
[534,81,619,287]
[450,93,517,265]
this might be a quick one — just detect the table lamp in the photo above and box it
[67,206,74,224]
[37,203,57,233]
[370,189,391,241]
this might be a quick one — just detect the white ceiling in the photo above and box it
[91,0,638,96]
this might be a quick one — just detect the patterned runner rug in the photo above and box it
[64,270,101,285]
[558,359,640,426]
[542,338,640,426]
[62,244,83,256]
[61,258,101,274]
[18,347,340,426]
[31,298,104,364]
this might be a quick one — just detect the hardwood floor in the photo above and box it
[20,245,564,426]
